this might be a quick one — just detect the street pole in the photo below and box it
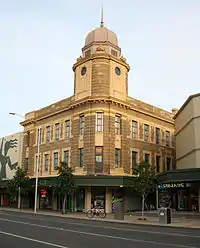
[34,128,41,213]
[9,113,24,210]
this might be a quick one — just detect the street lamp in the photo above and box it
[9,112,41,213]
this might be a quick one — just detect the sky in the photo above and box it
[0,0,199,137]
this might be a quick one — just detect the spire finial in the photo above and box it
[100,4,104,27]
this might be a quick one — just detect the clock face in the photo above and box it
[81,67,86,76]
[115,67,121,76]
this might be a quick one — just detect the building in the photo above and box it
[0,132,23,206]
[20,15,175,213]
[159,93,200,211]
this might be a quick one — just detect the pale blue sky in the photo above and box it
[0,0,200,137]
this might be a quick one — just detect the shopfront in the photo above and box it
[158,168,200,212]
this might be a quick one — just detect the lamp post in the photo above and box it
[9,112,41,213]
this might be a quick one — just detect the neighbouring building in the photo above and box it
[159,93,200,212]
[0,132,23,206]
[19,15,176,213]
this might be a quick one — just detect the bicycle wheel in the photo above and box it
[99,211,106,218]
[86,210,94,218]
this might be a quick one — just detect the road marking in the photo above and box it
[0,217,197,248]
[0,230,69,248]
[0,211,199,238]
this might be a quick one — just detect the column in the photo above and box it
[85,186,91,211]
[105,187,112,213]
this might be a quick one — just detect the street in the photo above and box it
[0,210,200,248]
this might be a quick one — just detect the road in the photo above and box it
[0,210,200,248]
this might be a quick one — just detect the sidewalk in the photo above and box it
[1,207,200,229]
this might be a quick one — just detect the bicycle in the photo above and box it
[86,208,106,218]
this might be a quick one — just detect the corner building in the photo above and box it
[21,19,176,213]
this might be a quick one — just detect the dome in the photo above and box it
[85,24,118,47]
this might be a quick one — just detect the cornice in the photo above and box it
[72,53,130,72]
[21,96,174,127]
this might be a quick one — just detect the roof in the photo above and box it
[173,93,200,120]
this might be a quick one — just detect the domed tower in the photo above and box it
[73,9,130,101]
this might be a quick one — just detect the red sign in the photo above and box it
[40,188,47,195]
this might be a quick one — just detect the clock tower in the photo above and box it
[72,10,130,102]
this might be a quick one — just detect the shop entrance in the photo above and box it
[91,187,106,209]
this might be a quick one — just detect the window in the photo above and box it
[132,120,137,138]
[65,120,70,138]
[46,126,51,143]
[85,49,91,57]
[96,112,104,132]
[132,151,138,171]
[80,115,84,135]
[25,158,28,170]
[156,128,160,145]
[144,124,149,142]
[166,157,171,171]
[166,131,170,147]
[111,49,117,57]
[115,115,121,135]
[95,146,103,173]
[64,150,69,167]
[115,149,121,168]
[156,156,160,173]
[145,153,150,164]
[44,154,49,171]
[79,148,84,167]
[172,134,175,147]
[55,123,60,140]
[54,152,58,169]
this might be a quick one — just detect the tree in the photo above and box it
[6,167,29,209]
[54,162,75,214]
[130,161,157,220]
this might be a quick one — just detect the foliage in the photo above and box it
[54,162,75,213]
[130,161,157,218]
[6,167,29,195]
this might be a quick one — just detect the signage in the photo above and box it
[40,188,47,195]
[158,183,185,189]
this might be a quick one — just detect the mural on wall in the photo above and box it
[0,133,23,180]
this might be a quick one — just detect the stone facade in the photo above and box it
[20,20,176,180]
